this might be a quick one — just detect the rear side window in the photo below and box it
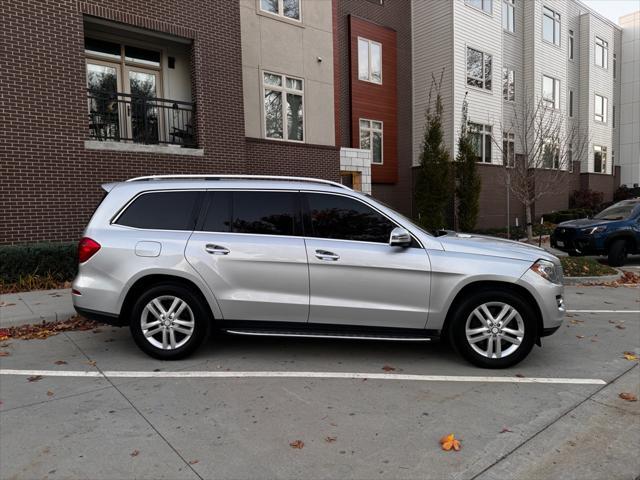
[199,191,300,236]
[305,193,396,243]
[115,191,200,230]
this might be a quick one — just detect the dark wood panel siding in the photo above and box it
[349,16,398,184]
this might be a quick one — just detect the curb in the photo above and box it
[563,268,623,285]
[0,309,77,329]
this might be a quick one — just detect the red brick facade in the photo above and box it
[1,0,339,245]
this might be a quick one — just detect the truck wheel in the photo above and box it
[607,239,627,267]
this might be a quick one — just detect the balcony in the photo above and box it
[88,90,196,147]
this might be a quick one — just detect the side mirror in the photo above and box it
[389,227,412,247]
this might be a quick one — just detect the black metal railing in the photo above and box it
[87,90,196,147]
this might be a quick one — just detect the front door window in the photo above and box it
[127,69,160,144]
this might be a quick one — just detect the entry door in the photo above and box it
[124,67,161,144]
[185,191,310,323]
[303,192,431,329]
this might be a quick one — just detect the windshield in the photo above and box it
[593,202,637,221]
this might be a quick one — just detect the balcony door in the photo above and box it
[124,67,161,144]
[86,60,123,142]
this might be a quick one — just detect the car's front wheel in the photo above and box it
[607,239,627,267]
[449,290,537,368]
[129,283,210,360]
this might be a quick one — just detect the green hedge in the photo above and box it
[541,209,594,224]
[0,243,77,283]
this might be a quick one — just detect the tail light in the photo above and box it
[78,237,101,263]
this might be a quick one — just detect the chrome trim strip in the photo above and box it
[224,330,432,342]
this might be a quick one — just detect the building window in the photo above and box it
[469,123,492,163]
[569,89,573,117]
[359,119,383,164]
[613,105,616,128]
[502,0,515,32]
[263,72,304,142]
[502,68,515,101]
[358,38,382,84]
[593,145,607,173]
[595,36,608,69]
[542,6,560,46]
[613,53,617,79]
[568,143,573,171]
[260,0,300,21]
[503,132,515,167]
[594,94,607,123]
[467,47,492,91]
[466,0,492,14]
[542,75,560,109]
[569,29,574,60]
[542,140,560,169]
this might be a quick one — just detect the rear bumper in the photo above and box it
[74,306,126,327]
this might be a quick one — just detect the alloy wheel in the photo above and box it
[464,301,525,359]
[140,295,195,350]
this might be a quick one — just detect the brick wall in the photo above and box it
[1,1,338,245]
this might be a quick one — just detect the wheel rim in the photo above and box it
[140,295,195,350]
[465,301,525,359]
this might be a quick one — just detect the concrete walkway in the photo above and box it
[0,288,74,328]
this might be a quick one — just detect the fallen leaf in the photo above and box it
[576,335,585,339]
[54,360,67,365]
[46,390,54,397]
[499,427,513,434]
[381,365,396,372]
[130,449,140,457]
[619,392,637,402]
[439,433,461,452]
[87,360,97,367]
[615,325,626,330]
[623,352,639,361]
[27,375,43,382]
[325,436,337,443]
[92,329,102,334]
[188,459,199,465]
[289,440,304,449]
[515,374,525,378]
[608,320,617,324]
[0,351,10,357]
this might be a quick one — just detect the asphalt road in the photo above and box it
[1,285,639,480]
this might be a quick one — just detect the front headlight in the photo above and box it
[582,226,607,235]
[530,259,562,284]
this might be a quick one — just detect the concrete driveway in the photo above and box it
[0,285,639,480]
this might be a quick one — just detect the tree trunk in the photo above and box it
[525,203,533,243]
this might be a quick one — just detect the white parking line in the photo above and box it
[567,310,640,314]
[0,369,606,385]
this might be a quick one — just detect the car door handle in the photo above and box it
[205,244,230,255]
[315,249,339,261]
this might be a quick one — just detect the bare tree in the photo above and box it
[493,92,589,241]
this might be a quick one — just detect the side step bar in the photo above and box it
[223,329,434,342]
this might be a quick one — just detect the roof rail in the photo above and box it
[125,174,351,190]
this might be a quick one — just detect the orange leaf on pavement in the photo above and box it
[619,392,638,402]
[289,440,304,449]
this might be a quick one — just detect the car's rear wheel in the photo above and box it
[607,239,627,267]
[449,290,537,368]
[130,283,210,360]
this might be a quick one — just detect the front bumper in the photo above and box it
[551,229,603,254]
[518,269,565,334]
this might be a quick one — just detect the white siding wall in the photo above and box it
[412,0,454,166]
[620,11,640,186]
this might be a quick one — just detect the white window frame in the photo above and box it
[569,89,574,117]
[502,0,515,32]
[594,94,607,124]
[262,71,305,143]
[593,145,607,173]
[595,36,608,69]
[569,29,574,60]
[469,122,493,163]
[542,75,560,110]
[465,0,492,15]
[258,0,301,22]
[357,37,383,85]
[503,131,515,167]
[466,46,493,91]
[542,6,561,46]
[359,118,384,165]
[502,67,515,101]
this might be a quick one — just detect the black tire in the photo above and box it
[448,289,538,369]
[607,239,627,267]
[129,283,211,360]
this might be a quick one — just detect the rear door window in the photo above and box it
[199,191,300,236]
[115,191,200,230]
[304,192,396,243]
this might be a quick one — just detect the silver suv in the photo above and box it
[72,175,565,368]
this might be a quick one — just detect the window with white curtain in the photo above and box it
[594,94,607,123]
